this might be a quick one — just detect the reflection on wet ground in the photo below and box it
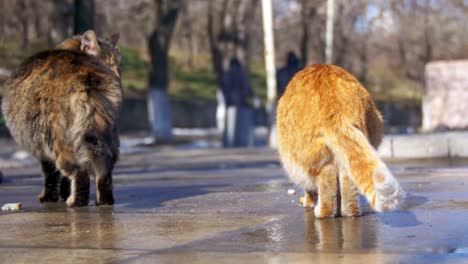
[1,148,468,263]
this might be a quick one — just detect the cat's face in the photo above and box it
[56,30,121,78]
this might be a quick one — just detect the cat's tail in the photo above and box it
[324,125,404,212]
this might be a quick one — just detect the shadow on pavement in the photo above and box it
[114,184,229,209]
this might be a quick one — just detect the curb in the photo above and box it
[378,132,468,159]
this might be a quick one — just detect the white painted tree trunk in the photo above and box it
[216,89,226,132]
[147,89,173,143]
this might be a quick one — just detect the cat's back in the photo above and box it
[5,49,118,95]
[277,64,371,126]
[279,64,370,112]
[2,49,121,152]
[276,64,380,156]
[3,49,120,119]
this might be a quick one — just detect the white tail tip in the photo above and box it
[373,163,405,212]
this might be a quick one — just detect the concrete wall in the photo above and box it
[423,60,468,131]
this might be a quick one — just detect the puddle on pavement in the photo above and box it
[0,210,274,251]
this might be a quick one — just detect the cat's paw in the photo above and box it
[66,194,89,207]
[340,205,361,217]
[96,192,114,206]
[314,202,339,218]
[60,178,71,201]
[38,191,59,203]
[300,195,315,208]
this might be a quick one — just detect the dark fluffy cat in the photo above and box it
[2,30,122,207]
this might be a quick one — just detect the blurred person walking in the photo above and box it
[221,58,256,147]
[276,51,301,98]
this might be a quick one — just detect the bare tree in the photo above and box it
[207,0,259,86]
[0,0,6,44]
[147,0,183,143]
[74,0,95,34]
[48,0,73,46]
[387,0,459,82]
[15,0,29,50]
[299,0,323,66]
[179,4,196,69]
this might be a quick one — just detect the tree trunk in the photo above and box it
[207,1,227,132]
[207,2,225,87]
[148,31,173,142]
[31,1,43,39]
[149,32,170,91]
[359,37,368,86]
[146,1,181,143]
[300,0,310,67]
[49,0,73,46]
[74,0,95,34]
[239,0,258,72]
[18,0,29,50]
[147,90,173,143]
[0,0,5,43]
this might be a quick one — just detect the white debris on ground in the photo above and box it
[12,150,31,160]
[287,189,296,195]
[1,203,22,211]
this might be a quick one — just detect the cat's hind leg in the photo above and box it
[281,156,317,208]
[60,177,71,201]
[55,154,90,207]
[66,169,90,207]
[339,173,360,217]
[302,190,318,208]
[314,164,339,218]
[38,161,61,203]
[93,157,115,206]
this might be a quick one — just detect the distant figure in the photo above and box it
[222,58,255,107]
[276,51,301,98]
[221,58,255,147]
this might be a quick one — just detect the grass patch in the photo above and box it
[368,57,422,102]
[171,66,217,101]
[120,47,148,92]
[249,60,267,102]
[170,59,268,103]
[0,39,424,104]
[0,40,49,69]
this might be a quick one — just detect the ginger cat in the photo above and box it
[276,64,404,218]
[2,30,121,207]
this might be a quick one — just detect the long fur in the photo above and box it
[277,64,404,217]
[324,125,404,211]
[2,32,121,207]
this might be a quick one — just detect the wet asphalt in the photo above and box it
[1,146,468,263]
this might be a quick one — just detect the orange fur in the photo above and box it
[277,64,404,218]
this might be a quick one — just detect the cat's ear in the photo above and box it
[80,30,101,56]
[110,33,120,48]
